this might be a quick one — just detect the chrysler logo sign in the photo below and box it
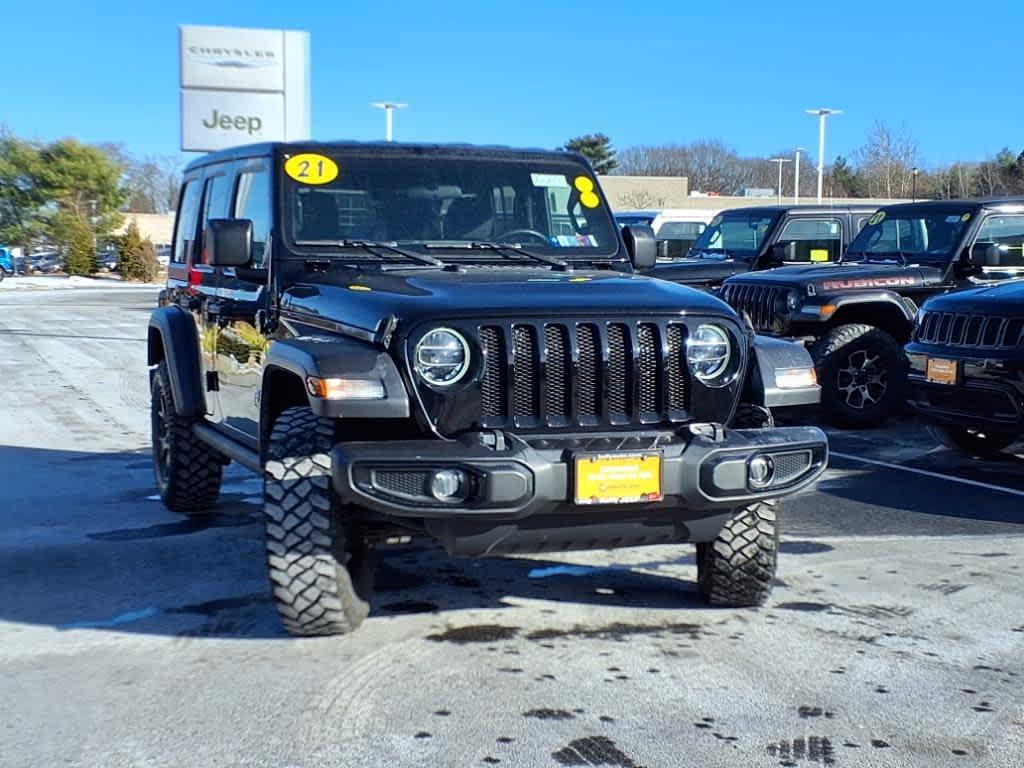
[186,46,278,69]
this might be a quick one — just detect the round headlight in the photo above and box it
[686,324,732,385]
[786,289,802,313]
[415,328,470,386]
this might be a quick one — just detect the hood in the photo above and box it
[923,278,1024,315]
[280,266,737,336]
[726,262,946,293]
[650,257,748,286]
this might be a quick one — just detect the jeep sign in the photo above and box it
[179,24,309,152]
[181,90,284,152]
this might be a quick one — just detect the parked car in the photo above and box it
[97,249,119,272]
[615,209,713,260]
[148,140,828,637]
[644,205,878,291]
[906,278,1024,455]
[721,198,1024,426]
[27,251,63,274]
[0,246,14,281]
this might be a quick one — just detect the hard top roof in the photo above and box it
[184,140,586,174]
[877,197,1024,211]
[715,204,879,215]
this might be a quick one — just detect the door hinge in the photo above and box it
[206,371,220,391]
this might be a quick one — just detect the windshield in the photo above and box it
[844,208,975,263]
[282,151,620,262]
[688,212,779,259]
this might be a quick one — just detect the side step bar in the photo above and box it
[192,424,262,473]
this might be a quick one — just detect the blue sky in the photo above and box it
[4,0,1022,167]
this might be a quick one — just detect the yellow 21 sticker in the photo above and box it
[285,153,339,185]
[574,175,600,208]
[868,211,886,226]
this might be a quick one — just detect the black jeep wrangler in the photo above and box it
[148,141,827,636]
[907,277,1024,456]
[646,205,877,290]
[721,198,1024,426]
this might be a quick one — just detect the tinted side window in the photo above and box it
[975,214,1024,269]
[778,217,842,262]
[172,181,202,264]
[234,168,272,267]
[197,174,231,264]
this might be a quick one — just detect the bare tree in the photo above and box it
[855,122,921,198]
[616,190,667,209]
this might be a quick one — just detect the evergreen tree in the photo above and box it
[564,134,618,175]
[64,215,96,276]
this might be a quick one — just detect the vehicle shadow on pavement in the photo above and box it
[1,445,713,642]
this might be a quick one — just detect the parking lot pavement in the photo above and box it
[2,289,1022,768]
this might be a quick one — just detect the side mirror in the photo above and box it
[766,241,796,266]
[622,224,657,270]
[206,219,253,267]
[971,242,1003,267]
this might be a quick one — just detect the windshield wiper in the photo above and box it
[295,239,444,267]
[423,241,570,271]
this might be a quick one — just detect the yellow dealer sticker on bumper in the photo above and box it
[574,453,662,505]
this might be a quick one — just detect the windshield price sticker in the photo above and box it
[573,176,601,209]
[868,211,886,226]
[961,212,971,222]
[285,153,339,185]
[530,173,570,188]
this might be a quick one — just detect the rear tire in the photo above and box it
[697,501,778,607]
[263,406,373,637]
[150,361,223,513]
[811,323,905,428]
[927,424,1016,457]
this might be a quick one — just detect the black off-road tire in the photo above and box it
[264,406,372,637]
[151,361,222,513]
[730,403,775,429]
[697,501,778,607]
[811,323,906,428]
[927,424,1017,457]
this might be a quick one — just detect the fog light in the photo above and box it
[748,456,774,488]
[430,469,466,502]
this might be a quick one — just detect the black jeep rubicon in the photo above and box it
[646,205,877,290]
[721,198,1024,426]
[148,141,827,636]
[907,277,1024,456]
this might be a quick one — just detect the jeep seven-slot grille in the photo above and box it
[721,283,786,332]
[916,311,1024,349]
[478,321,690,429]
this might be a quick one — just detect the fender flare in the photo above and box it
[744,335,821,408]
[263,336,410,420]
[148,306,205,419]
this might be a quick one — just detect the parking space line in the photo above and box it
[830,450,1024,498]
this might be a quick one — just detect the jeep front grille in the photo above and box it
[477,320,690,430]
[721,283,786,333]
[916,311,1024,349]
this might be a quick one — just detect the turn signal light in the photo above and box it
[775,367,818,389]
[306,376,385,401]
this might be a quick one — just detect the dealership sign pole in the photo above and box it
[179,25,310,152]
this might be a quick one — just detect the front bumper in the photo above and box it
[906,351,1024,431]
[331,425,828,521]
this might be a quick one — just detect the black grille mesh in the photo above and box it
[917,310,1024,349]
[577,324,601,420]
[771,452,812,484]
[374,470,430,497]
[721,283,785,332]
[478,320,690,430]
[637,324,659,414]
[544,324,571,421]
[512,325,538,418]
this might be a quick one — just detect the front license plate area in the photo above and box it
[574,452,663,505]
[926,357,958,385]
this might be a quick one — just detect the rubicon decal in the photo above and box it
[821,276,918,291]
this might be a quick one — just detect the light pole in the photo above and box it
[794,147,805,204]
[769,158,792,205]
[912,167,919,202]
[370,102,408,142]
[805,108,842,203]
